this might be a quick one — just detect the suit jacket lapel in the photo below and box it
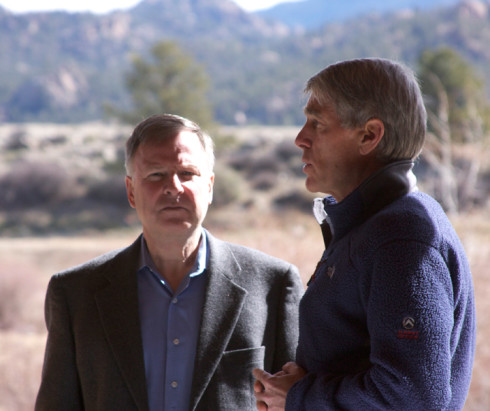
[189,231,248,410]
[95,236,149,411]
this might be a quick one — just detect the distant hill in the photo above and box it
[0,0,489,125]
[256,0,461,29]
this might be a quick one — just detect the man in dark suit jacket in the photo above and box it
[35,114,303,411]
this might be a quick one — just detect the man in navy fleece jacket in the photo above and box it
[253,58,476,410]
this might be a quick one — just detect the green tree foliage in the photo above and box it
[106,41,215,129]
[417,47,490,213]
[418,47,490,143]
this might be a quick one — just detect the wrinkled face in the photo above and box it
[125,130,214,238]
[295,97,364,201]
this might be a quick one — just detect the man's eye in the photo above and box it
[311,119,327,131]
[312,120,320,128]
[180,171,196,178]
[147,173,164,181]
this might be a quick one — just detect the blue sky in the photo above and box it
[0,0,300,14]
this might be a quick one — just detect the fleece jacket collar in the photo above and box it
[317,160,418,248]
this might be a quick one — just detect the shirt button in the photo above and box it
[171,381,178,388]
[173,338,180,345]
[172,298,178,304]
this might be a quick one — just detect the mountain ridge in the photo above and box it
[0,0,489,124]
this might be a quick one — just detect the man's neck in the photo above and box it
[144,228,202,292]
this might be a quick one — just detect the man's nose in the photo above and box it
[295,125,310,149]
[164,174,184,195]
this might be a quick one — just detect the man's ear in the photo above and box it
[359,118,384,155]
[125,176,136,209]
[208,173,215,205]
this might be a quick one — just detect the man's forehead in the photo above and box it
[304,101,321,117]
[141,131,202,151]
[143,129,197,142]
[137,136,207,167]
[304,97,333,117]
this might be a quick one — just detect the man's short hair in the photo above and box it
[125,114,215,175]
[306,58,427,162]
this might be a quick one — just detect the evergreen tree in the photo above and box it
[107,41,214,129]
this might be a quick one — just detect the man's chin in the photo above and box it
[161,219,194,229]
[148,214,193,231]
[305,179,320,194]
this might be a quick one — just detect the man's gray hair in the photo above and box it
[125,114,215,175]
[305,58,427,162]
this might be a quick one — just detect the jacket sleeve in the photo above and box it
[35,276,84,411]
[286,240,460,410]
[271,264,303,373]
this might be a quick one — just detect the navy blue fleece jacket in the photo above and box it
[286,161,476,410]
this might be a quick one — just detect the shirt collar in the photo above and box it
[139,229,208,278]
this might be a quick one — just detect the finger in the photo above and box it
[253,368,271,383]
[254,379,265,393]
[256,400,268,411]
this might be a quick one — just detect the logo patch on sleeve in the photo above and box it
[397,316,420,340]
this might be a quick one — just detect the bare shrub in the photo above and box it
[85,175,128,205]
[0,210,54,236]
[227,148,256,172]
[39,134,68,148]
[274,190,315,213]
[4,130,28,151]
[228,148,282,178]
[0,161,80,211]
[275,140,299,162]
[212,163,247,207]
[250,152,283,176]
[252,171,277,191]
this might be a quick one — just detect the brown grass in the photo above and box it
[0,209,488,410]
[452,212,490,410]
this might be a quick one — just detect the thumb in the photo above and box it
[281,362,308,385]
[282,362,305,375]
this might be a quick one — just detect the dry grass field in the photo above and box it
[0,208,488,410]
[0,122,488,409]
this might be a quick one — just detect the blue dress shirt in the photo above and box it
[137,231,208,411]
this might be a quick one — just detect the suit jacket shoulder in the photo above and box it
[36,235,148,411]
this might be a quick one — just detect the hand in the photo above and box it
[253,362,307,411]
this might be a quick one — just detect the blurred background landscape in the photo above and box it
[0,0,489,409]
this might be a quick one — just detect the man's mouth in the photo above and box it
[302,162,312,171]
[159,203,186,212]
[163,205,184,210]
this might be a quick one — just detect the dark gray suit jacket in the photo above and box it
[35,230,303,410]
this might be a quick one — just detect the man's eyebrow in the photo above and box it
[141,159,162,168]
[179,163,200,170]
[303,106,322,117]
